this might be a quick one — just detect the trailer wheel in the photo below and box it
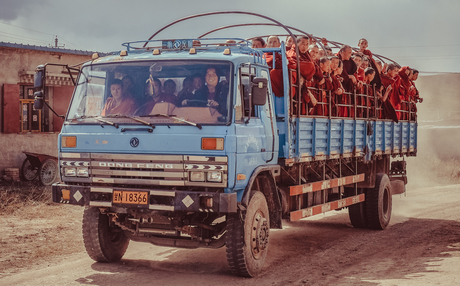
[38,159,58,186]
[226,191,270,277]
[21,158,38,181]
[82,207,129,262]
[347,188,368,228]
[366,173,392,230]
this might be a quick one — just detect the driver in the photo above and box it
[184,67,228,115]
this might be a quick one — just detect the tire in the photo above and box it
[348,201,368,228]
[347,187,368,228]
[226,191,270,277]
[38,159,58,186]
[21,158,38,181]
[82,207,129,262]
[366,173,392,230]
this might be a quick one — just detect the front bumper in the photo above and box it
[52,184,237,213]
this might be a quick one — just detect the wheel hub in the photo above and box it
[250,211,269,258]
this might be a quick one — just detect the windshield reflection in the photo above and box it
[67,61,232,125]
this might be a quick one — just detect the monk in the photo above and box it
[265,35,282,70]
[285,36,295,50]
[136,79,178,115]
[266,35,281,48]
[252,37,265,49]
[380,63,400,121]
[337,45,357,93]
[398,66,412,120]
[312,57,339,116]
[102,79,137,116]
[409,69,421,120]
[286,36,317,114]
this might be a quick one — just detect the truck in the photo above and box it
[33,12,417,277]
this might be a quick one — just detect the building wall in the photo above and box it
[0,45,92,175]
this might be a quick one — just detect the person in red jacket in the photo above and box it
[286,36,317,115]
[380,63,400,120]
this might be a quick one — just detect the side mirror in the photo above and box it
[251,77,267,106]
[34,91,44,110]
[34,65,45,89]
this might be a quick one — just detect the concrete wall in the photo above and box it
[0,45,92,175]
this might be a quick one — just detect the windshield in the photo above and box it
[67,60,232,125]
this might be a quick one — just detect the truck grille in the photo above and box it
[60,153,228,187]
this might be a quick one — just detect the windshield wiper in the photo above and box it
[103,115,155,128]
[71,115,118,128]
[141,114,202,129]
[94,117,119,128]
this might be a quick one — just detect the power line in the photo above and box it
[0,21,54,36]
[0,30,51,44]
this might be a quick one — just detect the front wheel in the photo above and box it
[38,159,58,186]
[366,173,392,230]
[226,191,270,277]
[82,207,129,262]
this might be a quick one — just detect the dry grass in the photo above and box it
[0,181,52,216]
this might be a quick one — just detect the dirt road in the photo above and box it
[1,178,460,286]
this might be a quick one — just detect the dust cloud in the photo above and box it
[405,73,460,190]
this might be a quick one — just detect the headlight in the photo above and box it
[190,171,205,182]
[64,167,76,177]
[207,171,222,182]
[77,167,89,177]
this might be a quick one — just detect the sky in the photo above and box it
[1,0,459,74]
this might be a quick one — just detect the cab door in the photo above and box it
[234,64,277,181]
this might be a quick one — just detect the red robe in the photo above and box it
[287,47,316,114]
[380,73,400,121]
[398,66,412,120]
[312,71,334,116]
[266,52,285,98]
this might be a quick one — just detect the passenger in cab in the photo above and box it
[101,79,137,116]
[177,77,194,105]
[252,37,265,49]
[122,76,136,99]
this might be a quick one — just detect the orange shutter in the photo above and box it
[2,84,20,133]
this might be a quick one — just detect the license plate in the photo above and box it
[113,191,148,205]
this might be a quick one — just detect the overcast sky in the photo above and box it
[1,0,459,74]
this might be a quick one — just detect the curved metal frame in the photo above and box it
[144,11,400,118]
[196,22,398,65]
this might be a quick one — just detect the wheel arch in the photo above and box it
[241,165,282,229]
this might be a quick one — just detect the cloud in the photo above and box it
[0,0,33,21]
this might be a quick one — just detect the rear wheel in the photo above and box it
[347,187,368,228]
[226,191,270,277]
[366,173,392,230]
[21,158,38,181]
[82,207,129,262]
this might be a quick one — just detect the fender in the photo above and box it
[240,164,282,228]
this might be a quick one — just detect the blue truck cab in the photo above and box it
[34,12,417,277]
